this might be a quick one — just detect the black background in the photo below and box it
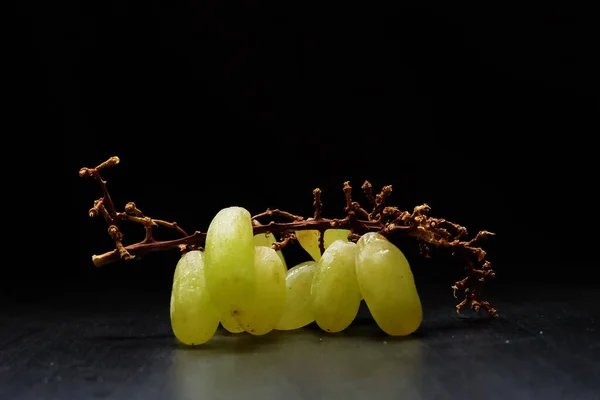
[4,4,599,398]
[27,4,600,302]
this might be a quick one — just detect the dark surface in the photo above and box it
[1,282,598,400]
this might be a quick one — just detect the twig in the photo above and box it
[313,189,322,220]
[80,157,498,317]
[93,231,207,267]
[361,181,376,209]
[370,185,393,221]
[107,225,134,261]
[272,232,297,251]
[80,157,190,259]
[343,181,370,221]
[252,209,303,222]
[80,157,120,223]
[117,203,189,243]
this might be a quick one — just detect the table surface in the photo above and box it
[1,282,598,400]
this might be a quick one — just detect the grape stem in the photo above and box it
[80,157,498,318]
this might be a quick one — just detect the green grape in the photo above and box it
[220,315,244,333]
[253,233,287,269]
[204,206,256,321]
[170,250,220,345]
[275,261,317,330]
[237,246,287,335]
[355,232,422,336]
[295,230,321,261]
[296,227,351,261]
[310,240,361,332]
[324,229,351,249]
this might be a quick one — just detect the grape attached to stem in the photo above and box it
[204,206,256,322]
[170,251,220,345]
[310,240,361,332]
[275,261,317,330]
[355,232,423,336]
[237,246,287,335]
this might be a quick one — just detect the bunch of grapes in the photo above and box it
[79,157,497,344]
[170,207,422,346]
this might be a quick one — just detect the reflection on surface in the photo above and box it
[169,323,425,400]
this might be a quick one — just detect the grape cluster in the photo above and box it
[170,206,423,346]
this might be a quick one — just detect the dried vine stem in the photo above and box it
[80,157,497,317]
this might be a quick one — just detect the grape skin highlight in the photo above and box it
[237,246,287,335]
[310,240,361,333]
[275,261,317,331]
[204,206,256,322]
[170,251,220,345]
[355,232,423,336]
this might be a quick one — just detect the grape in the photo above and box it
[204,206,256,321]
[295,230,321,261]
[253,233,287,268]
[275,261,317,330]
[170,250,220,345]
[220,315,244,333]
[324,229,351,249]
[355,232,423,336]
[296,227,351,261]
[310,240,361,332]
[237,246,287,335]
